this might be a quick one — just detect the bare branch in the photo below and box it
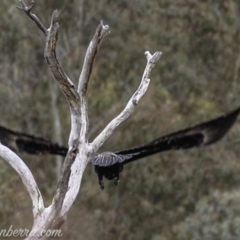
[89,51,162,153]
[16,0,47,35]
[78,21,110,144]
[78,20,110,95]
[44,10,82,214]
[46,17,76,107]
[0,143,44,218]
[44,10,81,140]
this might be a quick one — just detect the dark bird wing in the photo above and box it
[93,106,240,166]
[0,107,239,190]
[1,106,239,165]
[88,106,240,189]
[0,126,68,157]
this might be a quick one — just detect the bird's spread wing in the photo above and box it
[110,106,240,165]
[0,126,68,156]
[0,107,239,190]
[0,107,239,168]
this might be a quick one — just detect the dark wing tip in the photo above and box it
[202,106,240,145]
[0,125,68,157]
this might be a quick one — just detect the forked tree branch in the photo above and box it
[0,144,44,218]
[17,1,82,220]
[89,51,162,153]
[61,23,111,216]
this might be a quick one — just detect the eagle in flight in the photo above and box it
[0,107,239,189]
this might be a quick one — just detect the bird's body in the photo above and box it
[0,106,240,189]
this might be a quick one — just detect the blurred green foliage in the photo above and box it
[0,0,240,239]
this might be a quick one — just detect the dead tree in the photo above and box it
[0,1,161,239]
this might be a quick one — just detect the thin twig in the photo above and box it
[16,0,47,35]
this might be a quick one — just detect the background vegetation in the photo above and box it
[1,0,240,239]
